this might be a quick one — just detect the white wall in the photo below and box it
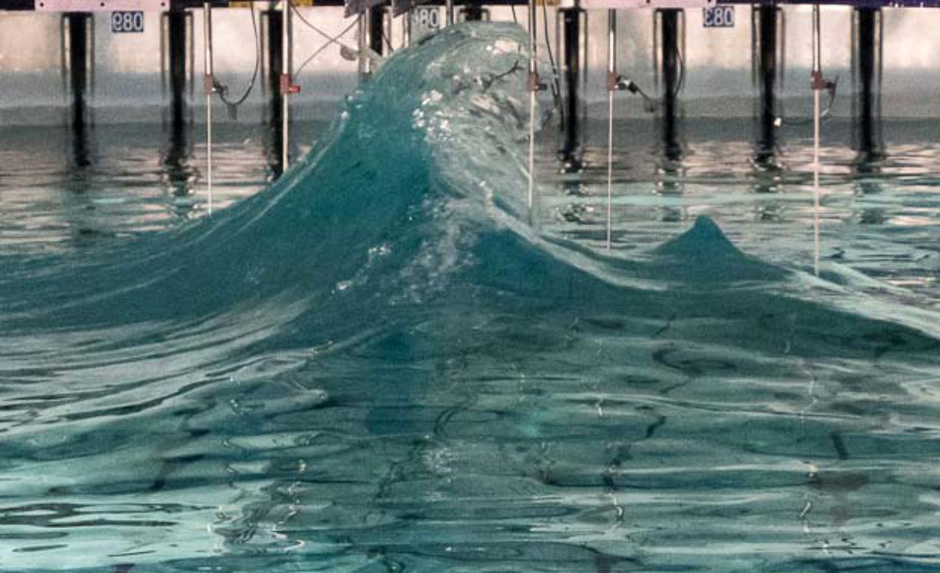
[1,5,939,123]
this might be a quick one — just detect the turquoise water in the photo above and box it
[2,22,940,572]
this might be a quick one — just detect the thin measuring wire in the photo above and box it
[528,90,536,211]
[813,95,821,277]
[812,5,821,276]
[203,2,213,214]
[207,96,213,215]
[606,90,613,250]
[527,0,537,212]
[282,0,290,171]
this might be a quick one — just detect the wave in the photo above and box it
[1,22,940,572]
[0,20,937,419]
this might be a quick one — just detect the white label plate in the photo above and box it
[702,5,735,27]
[410,6,441,41]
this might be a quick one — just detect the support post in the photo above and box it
[559,6,583,173]
[659,9,681,161]
[854,7,881,160]
[265,5,284,177]
[755,4,777,163]
[66,12,91,156]
[167,6,188,133]
[162,4,191,202]
[446,0,454,26]
[357,14,367,76]
[369,5,384,57]
[403,8,411,46]
[463,1,484,21]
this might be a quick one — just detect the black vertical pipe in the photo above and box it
[560,7,582,171]
[163,4,191,201]
[660,9,680,161]
[463,2,484,21]
[67,12,91,167]
[856,7,878,156]
[757,5,777,159]
[68,13,88,131]
[167,7,188,133]
[369,6,384,57]
[267,8,284,178]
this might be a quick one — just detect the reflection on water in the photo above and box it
[536,117,939,300]
[0,115,327,252]
[161,107,197,218]
[2,114,937,299]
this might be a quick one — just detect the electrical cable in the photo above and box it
[673,43,685,99]
[290,0,360,57]
[383,20,394,54]
[295,18,360,77]
[212,1,261,119]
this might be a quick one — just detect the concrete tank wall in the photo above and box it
[1,5,939,124]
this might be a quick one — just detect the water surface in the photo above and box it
[1,22,939,573]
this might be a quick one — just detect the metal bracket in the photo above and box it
[280,73,300,95]
[528,71,547,92]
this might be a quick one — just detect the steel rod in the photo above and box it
[527,0,537,212]
[282,0,290,171]
[812,4,821,276]
[606,8,616,250]
[203,1,213,214]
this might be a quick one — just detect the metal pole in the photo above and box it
[168,7,188,133]
[446,0,454,26]
[757,5,777,161]
[203,1,213,215]
[855,7,878,155]
[282,0,290,171]
[369,5,384,56]
[812,5,821,276]
[527,0,538,212]
[404,8,411,47]
[606,9,616,250]
[68,13,88,133]
[358,14,367,76]
[660,9,680,161]
[560,7,583,172]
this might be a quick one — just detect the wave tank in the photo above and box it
[2,21,940,573]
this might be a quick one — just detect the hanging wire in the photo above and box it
[295,18,360,78]
[673,43,685,99]
[290,0,360,57]
[212,0,261,120]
